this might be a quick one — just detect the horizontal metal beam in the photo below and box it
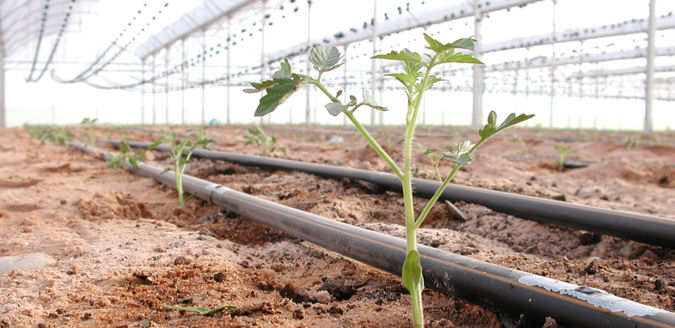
[265,0,542,63]
[567,65,675,79]
[486,46,675,72]
[484,14,675,53]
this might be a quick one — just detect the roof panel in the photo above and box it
[134,0,254,60]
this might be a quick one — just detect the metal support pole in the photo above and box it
[141,59,146,125]
[0,15,5,128]
[152,55,156,125]
[226,16,231,125]
[261,0,267,126]
[181,39,186,125]
[201,29,206,125]
[343,45,348,126]
[644,0,656,133]
[471,0,484,129]
[305,0,312,125]
[549,0,557,128]
[370,0,378,126]
[0,47,5,128]
[165,48,169,125]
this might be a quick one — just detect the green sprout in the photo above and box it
[25,125,73,145]
[244,126,286,156]
[107,140,157,170]
[163,304,235,317]
[554,144,575,171]
[509,135,529,156]
[247,33,533,327]
[80,117,98,146]
[162,128,214,208]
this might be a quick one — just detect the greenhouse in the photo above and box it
[0,0,673,327]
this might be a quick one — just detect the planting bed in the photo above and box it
[0,125,673,327]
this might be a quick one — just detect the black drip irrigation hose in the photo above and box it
[68,139,675,328]
[106,139,675,248]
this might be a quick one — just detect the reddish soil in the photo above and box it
[0,125,673,327]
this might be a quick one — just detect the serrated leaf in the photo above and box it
[402,61,423,79]
[424,33,447,53]
[442,140,474,165]
[373,49,422,63]
[325,102,347,116]
[478,111,534,140]
[402,251,424,294]
[254,78,302,116]
[436,52,483,65]
[362,89,388,111]
[451,37,477,50]
[387,73,415,91]
[273,59,293,79]
[246,79,279,93]
[425,75,445,91]
[310,46,342,73]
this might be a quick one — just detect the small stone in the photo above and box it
[174,256,191,266]
[270,263,287,272]
[213,272,225,282]
[313,290,331,304]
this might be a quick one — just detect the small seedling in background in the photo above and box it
[80,117,98,146]
[106,140,157,170]
[244,126,285,156]
[25,125,73,145]
[163,304,235,317]
[554,144,575,171]
[247,33,533,327]
[416,144,443,181]
[509,135,529,156]
[626,135,641,152]
[162,128,214,208]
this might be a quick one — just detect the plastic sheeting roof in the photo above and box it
[264,0,541,64]
[134,0,253,60]
[0,0,76,58]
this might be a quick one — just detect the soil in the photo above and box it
[0,124,673,328]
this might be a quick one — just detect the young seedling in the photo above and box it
[25,125,73,145]
[163,304,235,317]
[80,117,98,146]
[554,144,575,171]
[244,126,286,156]
[247,34,533,327]
[162,128,214,208]
[106,139,157,170]
[509,135,529,156]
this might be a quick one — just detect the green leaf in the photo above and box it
[325,102,347,116]
[402,61,423,79]
[442,140,473,165]
[424,33,448,53]
[163,304,235,317]
[451,38,477,50]
[402,250,424,294]
[436,52,483,65]
[478,111,535,140]
[273,59,293,79]
[386,73,415,91]
[310,46,342,73]
[373,49,422,64]
[425,75,445,91]
[362,89,388,111]
[254,78,302,116]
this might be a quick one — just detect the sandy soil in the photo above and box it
[0,124,673,328]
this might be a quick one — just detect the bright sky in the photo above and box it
[4,0,675,131]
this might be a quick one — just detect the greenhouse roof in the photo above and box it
[0,0,78,58]
[264,0,541,64]
[134,0,254,60]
